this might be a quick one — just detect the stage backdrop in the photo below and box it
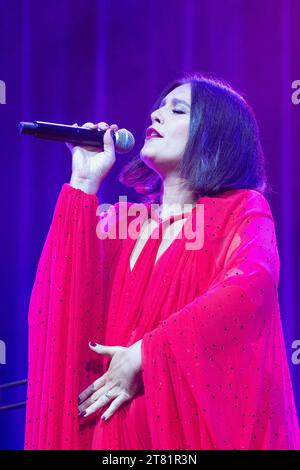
[0,0,299,449]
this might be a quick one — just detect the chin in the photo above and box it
[140,150,157,163]
[141,155,166,178]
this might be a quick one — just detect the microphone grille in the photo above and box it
[115,129,135,153]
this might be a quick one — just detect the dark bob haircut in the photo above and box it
[118,72,272,204]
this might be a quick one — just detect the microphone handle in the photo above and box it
[18,120,114,148]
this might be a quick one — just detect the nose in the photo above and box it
[150,107,164,124]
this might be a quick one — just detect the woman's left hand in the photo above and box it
[78,340,143,421]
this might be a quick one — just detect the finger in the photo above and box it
[89,341,118,357]
[97,122,109,130]
[78,373,107,404]
[81,390,115,418]
[101,393,130,422]
[109,123,119,132]
[78,387,104,413]
[81,122,95,129]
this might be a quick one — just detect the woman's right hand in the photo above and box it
[68,121,118,194]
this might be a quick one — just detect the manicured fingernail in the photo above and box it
[78,410,86,417]
[102,415,107,421]
[90,341,96,347]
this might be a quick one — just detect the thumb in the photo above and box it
[89,341,117,357]
[102,127,115,154]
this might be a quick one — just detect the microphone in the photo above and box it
[18,120,135,154]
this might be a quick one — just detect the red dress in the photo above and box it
[25,183,300,449]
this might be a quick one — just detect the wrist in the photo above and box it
[69,175,101,195]
[128,340,142,373]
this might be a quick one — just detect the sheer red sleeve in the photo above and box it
[25,184,112,449]
[141,196,300,449]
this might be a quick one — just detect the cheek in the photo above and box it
[170,124,189,152]
[180,126,189,143]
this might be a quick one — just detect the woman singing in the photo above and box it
[25,73,300,450]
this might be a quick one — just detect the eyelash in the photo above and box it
[172,109,185,114]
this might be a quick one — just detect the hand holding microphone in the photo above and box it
[19,120,135,195]
[68,121,118,195]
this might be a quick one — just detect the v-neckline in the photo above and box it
[127,203,197,275]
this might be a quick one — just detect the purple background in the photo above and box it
[0,0,299,449]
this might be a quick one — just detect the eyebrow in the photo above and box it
[159,97,191,108]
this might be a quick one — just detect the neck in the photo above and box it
[157,174,198,219]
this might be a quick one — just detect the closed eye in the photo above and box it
[172,109,185,114]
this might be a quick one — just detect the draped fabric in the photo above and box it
[2,0,300,449]
[25,183,300,450]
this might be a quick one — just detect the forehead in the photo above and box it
[164,83,191,102]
